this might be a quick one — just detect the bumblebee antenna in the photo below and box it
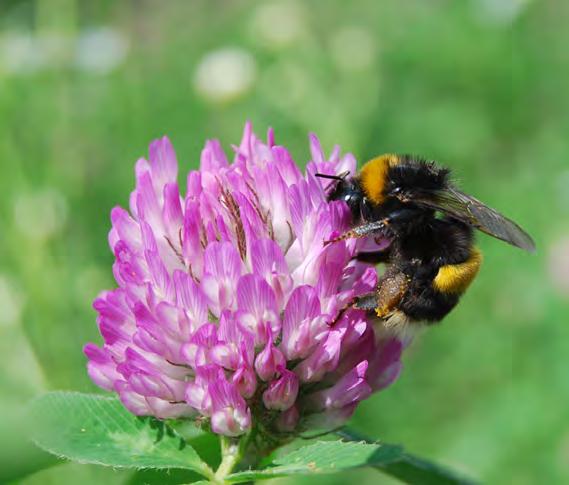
[315,171,350,181]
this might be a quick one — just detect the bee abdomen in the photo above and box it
[399,286,460,323]
[432,247,482,294]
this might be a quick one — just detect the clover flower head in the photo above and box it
[85,122,403,438]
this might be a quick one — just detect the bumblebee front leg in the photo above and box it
[325,219,389,245]
[325,207,420,245]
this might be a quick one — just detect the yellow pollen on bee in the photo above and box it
[433,247,483,294]
[360,154,400,205]
[376,304,391,318]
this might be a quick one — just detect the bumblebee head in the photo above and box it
[315,171,364,220]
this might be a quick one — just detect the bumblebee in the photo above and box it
[316,154,535,334]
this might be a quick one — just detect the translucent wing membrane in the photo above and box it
[413,187,536,252]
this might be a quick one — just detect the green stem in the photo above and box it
[212,434,250,484]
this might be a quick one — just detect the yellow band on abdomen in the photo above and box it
[432,247,483,294]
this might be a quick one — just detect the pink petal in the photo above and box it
[84,344,120,391]
[308,360,371,410]
[255,330,286,381]
[368,339,404,391]
[115,381,152,416]
[281,285,322,360]
[201,242,244,314]
[309,133,325,164]
[209,377,251,436]
[200,139,229,172]
[162,183,183,239]
[236,274,280,345]
[136,172,163,231]
[149,136,178,188]
[294,326,345,383]
[263,367,299,411]
[173,270,208,329]
[110,206,142,252]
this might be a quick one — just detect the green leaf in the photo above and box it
[28,392,214,480]
[226,431,475,484]
[226,440,404,482]
[126,468,205,485]
[374,454,474,485]
[336,428,476,484]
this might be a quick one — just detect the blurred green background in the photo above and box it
[1,0,568,483]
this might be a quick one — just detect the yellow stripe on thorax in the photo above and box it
[360,154,400,205]
[433,247,483,294]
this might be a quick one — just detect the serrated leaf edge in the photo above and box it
[27,391,214,479]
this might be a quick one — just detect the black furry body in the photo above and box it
[371,216,474,323]
[324,155,480,326]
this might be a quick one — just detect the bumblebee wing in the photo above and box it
[414,188,536,252]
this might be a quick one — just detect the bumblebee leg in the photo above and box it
[325,219,389,245]
[328,271,409,326]
[327,300,353,327]
[352,293,379,311]
[374,272,409,318]
[327,268,401,324]
[361,271,409,319]
[327,292,377,327]
[326,207,426,246]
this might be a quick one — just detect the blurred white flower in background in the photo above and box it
[194,47,257,102]
[0,27,128,76]
[0,31,44,75]
[13,187,68,241]
[250,1,306,49]
[75,27,129,74]
[329,26,377,72]
[0,275,24,327]
[472,0,531,25]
